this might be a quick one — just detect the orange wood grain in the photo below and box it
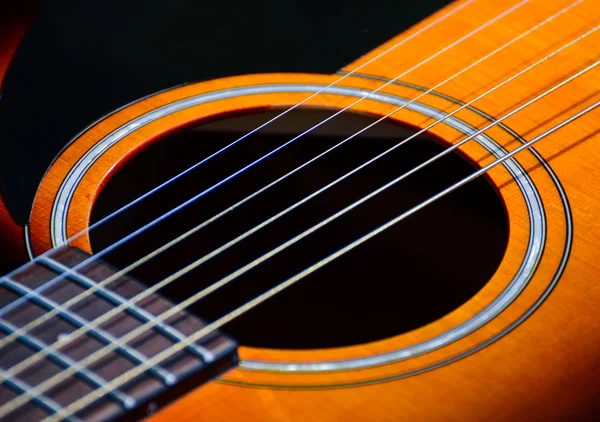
[10,0,600,420]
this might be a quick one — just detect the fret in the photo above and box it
[0,278,176,386]
[38,257,216,364]
[0,368,74,422]
[0,276,61,319]
[0,262,43,319]
[0,318,135,409]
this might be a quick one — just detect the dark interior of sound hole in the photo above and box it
[90,107,509,349]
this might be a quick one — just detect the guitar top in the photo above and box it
[1,0,600,420]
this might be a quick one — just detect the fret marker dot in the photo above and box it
[165,373,177,385]
[124,397,136,409]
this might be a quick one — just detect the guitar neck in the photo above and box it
[0,247,238,422]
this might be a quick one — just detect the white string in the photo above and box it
[2,25,598,420]
[45,83,600,422]
[0,0,577,357]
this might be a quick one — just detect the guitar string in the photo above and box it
[0,0,589,395]
[2,27,598,419]
[0,0,481,319]
[0,0,579,356]
[45,85,600,422]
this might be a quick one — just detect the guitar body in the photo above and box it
[1,0,600,420]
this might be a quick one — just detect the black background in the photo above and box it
[0,0,451,224]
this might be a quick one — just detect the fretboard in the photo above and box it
[0,247,238,422]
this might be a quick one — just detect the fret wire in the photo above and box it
[1,278,176,386]
[38,257,215,364]
[0,319,135,409]
[0,368,77,422]
[0,248,240,420]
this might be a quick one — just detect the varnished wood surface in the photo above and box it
[4,0,600,419]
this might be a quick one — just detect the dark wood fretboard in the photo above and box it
[0,247,238,422]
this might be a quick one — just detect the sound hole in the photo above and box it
[90,107,509,349]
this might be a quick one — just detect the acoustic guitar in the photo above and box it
[0,0,599,420]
